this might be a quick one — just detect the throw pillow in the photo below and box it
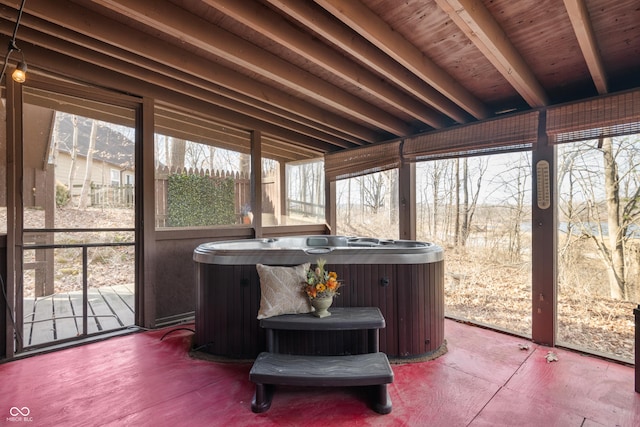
[256,263,311,319]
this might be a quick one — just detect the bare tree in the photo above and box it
[314,162,323,214]
[601,137,626,299]
[492,153,530,260]
[455,158,460,244]
[389,169,398,223]
[430,162,443,239]
[169,137,186,170]
[358,173,386,214]
[67,115,79,195]
[239,152,250,175]
[346,177,351,225]
[442,160,456,240]
[50,114,60,170]
[77,120,98,209]
[208,145,216,172]
[459,157,487,246]
[559,136,640,300]
[164,135,170,167]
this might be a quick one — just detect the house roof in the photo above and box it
[56,114,135,169]
[1,0,638,163]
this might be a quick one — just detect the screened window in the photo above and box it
[548,89,640,361]
[154,105,251,229]
[556,136,640,361]
[336,169,399,240]
[284,159,325,225]
[416,153,532,336]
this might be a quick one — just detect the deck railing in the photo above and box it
[20,228,135,352]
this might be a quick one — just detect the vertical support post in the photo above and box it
[82,246,88,336]
[6,77,23,356]
[278,161,286,224]
[531,110,556,345]
[374,384,392,414]
[325,175,336,234]
[251,131,262,237]
[266,328,276,353]
[368,328,379,353]
[0,236,7,359]
[635,305,640,392]
[398,158,416,240]
[140,97,156,329]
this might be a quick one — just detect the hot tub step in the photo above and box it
[250,352,393,414]
[250,352,394,385]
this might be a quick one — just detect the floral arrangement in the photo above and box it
[303,258,341,300]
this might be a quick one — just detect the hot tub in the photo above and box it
[193,235,444,360]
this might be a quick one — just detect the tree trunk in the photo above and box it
[170,137,186,170]
[51,115,59,175]
[455,158,460,245]
[602,137,626,299]
[509,161,525,261]
[461,158,469,246]
[390,169,398,223]
[208,145,216,172]
[67,115,79,196]
[431,164,441,239]
[78,120,98,209]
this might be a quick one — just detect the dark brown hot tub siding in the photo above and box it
[195,261,444,360]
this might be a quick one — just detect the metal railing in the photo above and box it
[20,227,135,351]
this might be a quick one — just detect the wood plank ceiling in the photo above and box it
[0,0,638,163]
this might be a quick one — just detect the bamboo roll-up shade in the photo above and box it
[402,111,539,162]
[547,89,640,144]
[324,140,401,180]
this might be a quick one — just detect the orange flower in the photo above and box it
[302,259,341,300]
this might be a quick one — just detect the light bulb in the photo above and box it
[12,61,27,83]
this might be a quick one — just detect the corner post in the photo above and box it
[531,110,556,345]
[398,158,415,240]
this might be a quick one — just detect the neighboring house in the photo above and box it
[51,112,135,201]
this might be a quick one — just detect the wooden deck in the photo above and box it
[23,284,135,347]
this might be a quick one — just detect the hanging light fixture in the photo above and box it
[11,51,27,83]
[0,0,28,84]
[12,61,27,83]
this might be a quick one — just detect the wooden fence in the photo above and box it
[154,166,251,228]
[156,166,284,227]
[90,184,134,208]
[89,166,279,227]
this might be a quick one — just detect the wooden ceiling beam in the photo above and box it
[315,0,491,120]
[266,0,471,124]
[0,17,354,151]
[204,0,447,129]
[92,0,413,136]
[0,0,375,146]
[19,41,335,155]
[158,111,326,162]
[154,112,252,152]
[563,0,608,94]
[261,137,321,162]
[435,0,549,107]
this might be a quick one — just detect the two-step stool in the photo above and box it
[250,307,393,414]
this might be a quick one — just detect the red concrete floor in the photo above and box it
[1,319,639,426]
